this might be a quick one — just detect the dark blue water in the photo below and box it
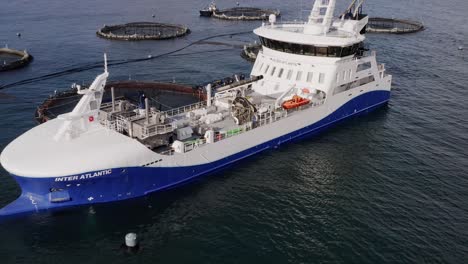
[1,0,468,263]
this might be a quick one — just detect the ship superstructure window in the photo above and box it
[286,69,293,80]
[320,8,327,15]
[259,37,361,57]
[357,62,372,72]
[333,76,376,95]
[316,47,328,56]
[258,62,264,72]
[319,73,325,84]
[264,65,270,74]
[307,72,314,83]
[296,71,303,81]
[278,68,284,78]
[271,67,276,76]
[89,100,97,110]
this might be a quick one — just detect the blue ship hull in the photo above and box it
[0,90,390,217]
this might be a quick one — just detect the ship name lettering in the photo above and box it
[54,169,112,182]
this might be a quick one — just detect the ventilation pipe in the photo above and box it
[206,83,212,107]
[111,87,115,112]
[145,98,149,124]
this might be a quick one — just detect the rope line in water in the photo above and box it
[0,30,253,90]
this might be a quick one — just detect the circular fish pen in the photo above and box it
[35,81,205,124]
[367,18,424,34]
[0,48,33,72]
[213,7,280,20]
[96,22,190,41]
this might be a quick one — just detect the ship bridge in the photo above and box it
[250,0,376,97]
[253,0,368,58]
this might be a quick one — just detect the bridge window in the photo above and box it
[264,65,270,74]
[328,47,340,57]
[303,45,316,56]
[270,67,276,76]
[316,47,328,57]
[259,37,362,58]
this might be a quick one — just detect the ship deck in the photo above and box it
[98,77,326,156]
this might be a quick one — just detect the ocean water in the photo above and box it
[1,0,468,263]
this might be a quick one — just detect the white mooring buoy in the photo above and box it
[458,46,464,51]
[125,233,138,248]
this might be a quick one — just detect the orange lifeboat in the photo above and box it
[282,95,310,110]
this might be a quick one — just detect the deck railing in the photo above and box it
[163,101,207,117]
[100,119,117,131]
[141,124,174,139]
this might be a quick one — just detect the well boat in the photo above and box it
[0,0,391,216]
[199,2,218,17]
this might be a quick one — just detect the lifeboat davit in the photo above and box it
[282,95,310,110]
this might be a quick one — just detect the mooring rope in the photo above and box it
[0,30,253,90]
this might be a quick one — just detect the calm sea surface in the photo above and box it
[1,0,468,263]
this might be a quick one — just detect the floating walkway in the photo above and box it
[367,18,424,34]
[0,48,33,72]
[212,7,280,21]
[97,22,190,41]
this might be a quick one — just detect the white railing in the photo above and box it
[100,119,117,131]
[160,149,174,156]
[115,114,131,132]
[214,124,253,143]
[141,124,174,139]
[163,101,207,117]
[183,138,207,152]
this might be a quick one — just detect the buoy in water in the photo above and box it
[16,33,21,37]
[458,46,464,50]
[125,233,138,248]
[120,232,140,253]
